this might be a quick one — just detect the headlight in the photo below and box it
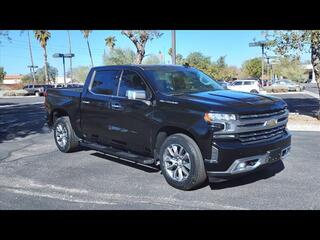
[204,113,236,123]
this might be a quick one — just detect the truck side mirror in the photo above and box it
[127,90,147,100]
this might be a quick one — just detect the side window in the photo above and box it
[91,70,120,95]
[118,70,150,98]
[233,81,242,86]
[244,81,252,85]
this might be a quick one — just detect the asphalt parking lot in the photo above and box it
[0,94,319,209]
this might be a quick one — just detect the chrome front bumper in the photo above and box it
[207,146,290,177]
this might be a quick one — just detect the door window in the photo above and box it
[118,70,150,98]
[233,81,242,86]
[91,70,121,95]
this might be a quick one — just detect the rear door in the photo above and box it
[80,69,121,145]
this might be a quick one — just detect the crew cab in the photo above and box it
[45,65,291,190]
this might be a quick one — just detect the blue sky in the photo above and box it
[0,30,309,76]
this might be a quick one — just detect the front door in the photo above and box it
[107,70,154,156]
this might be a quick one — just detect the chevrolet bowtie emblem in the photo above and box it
[264,119,278,127]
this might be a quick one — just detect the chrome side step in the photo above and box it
[80,141,155,165]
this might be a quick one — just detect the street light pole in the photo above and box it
[171,30,176,64]
[53,53,75,86]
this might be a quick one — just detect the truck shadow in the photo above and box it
[209,160,285,190]
[91,152,160,173]
[0,104,49,143]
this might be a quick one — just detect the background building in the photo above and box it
[3,74,23,84]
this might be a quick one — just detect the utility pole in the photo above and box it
[67,30,73,83]
[171,30,176,64]
[53,53,75,86]
[27,31,36,84]
[27,65,38,84]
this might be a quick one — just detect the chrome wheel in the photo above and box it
[163,144,191,181]
[55,123,68,148]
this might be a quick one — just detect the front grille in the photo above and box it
[238,125,286,144]
[239,109,287,120]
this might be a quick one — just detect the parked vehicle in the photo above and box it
[23,84,53,96]
[67,83,84,88]
[45,65,291,190]
[216,80,229,89]
[272,79,303,92]
[227,80,260,93]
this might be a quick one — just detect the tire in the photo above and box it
[53,116,79,153]
[159,133,207,190]
[250,89,259,94]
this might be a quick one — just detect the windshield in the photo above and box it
[144,67,223,95]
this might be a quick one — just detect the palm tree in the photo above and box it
[81,30,94,67]
[34,30,51,84]
[105,36,116,50]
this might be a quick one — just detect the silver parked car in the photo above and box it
[272,79,304,92]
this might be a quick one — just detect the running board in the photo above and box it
[80,141,155,165]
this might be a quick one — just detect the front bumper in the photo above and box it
[205,132,291,182]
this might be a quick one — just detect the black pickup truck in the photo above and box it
[45,65,291,190]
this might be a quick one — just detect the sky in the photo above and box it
[0,30,310,76]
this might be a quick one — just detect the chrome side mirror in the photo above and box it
[127,90,147,100]
[126,90,152,106]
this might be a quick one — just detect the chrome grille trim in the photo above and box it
[239,109,287,120]
[213,108,289,144]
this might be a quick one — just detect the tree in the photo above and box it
[168,48,185,64]
[242,58,264,79]
[216,56,227,68]
[81,30,94,67]
[0,67,6,83]
[0,31,10,44]
[142,54,161,64]
[34,30,51,84]
[273,57,305,82]
[121,30,163,64]
[263,30,320,118]
[35,63,58,83]
[105,36,116,50]
[103,48,135,65]
[69,66,90,83]
[185,52,211,72]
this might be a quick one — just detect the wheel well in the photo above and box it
[153,126,197,160]
[51,109,69,124]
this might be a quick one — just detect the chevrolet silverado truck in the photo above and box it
[45,65,291,190]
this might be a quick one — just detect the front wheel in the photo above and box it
[159,133,207,190]
[53,116,79,153]
[250,89,259,94]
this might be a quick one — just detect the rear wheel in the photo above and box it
[250,89,259,94]
[159,133,207,190]
[53,116,79,153]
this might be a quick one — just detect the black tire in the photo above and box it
[250,89,259,94]
[53,116,79,153]
[159,133,207,190]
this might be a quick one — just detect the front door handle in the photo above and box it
[82,100,90,104]
[111,102,122,110]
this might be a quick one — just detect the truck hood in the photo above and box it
[173,90,286,114]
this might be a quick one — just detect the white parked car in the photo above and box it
[228,80,260,94]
